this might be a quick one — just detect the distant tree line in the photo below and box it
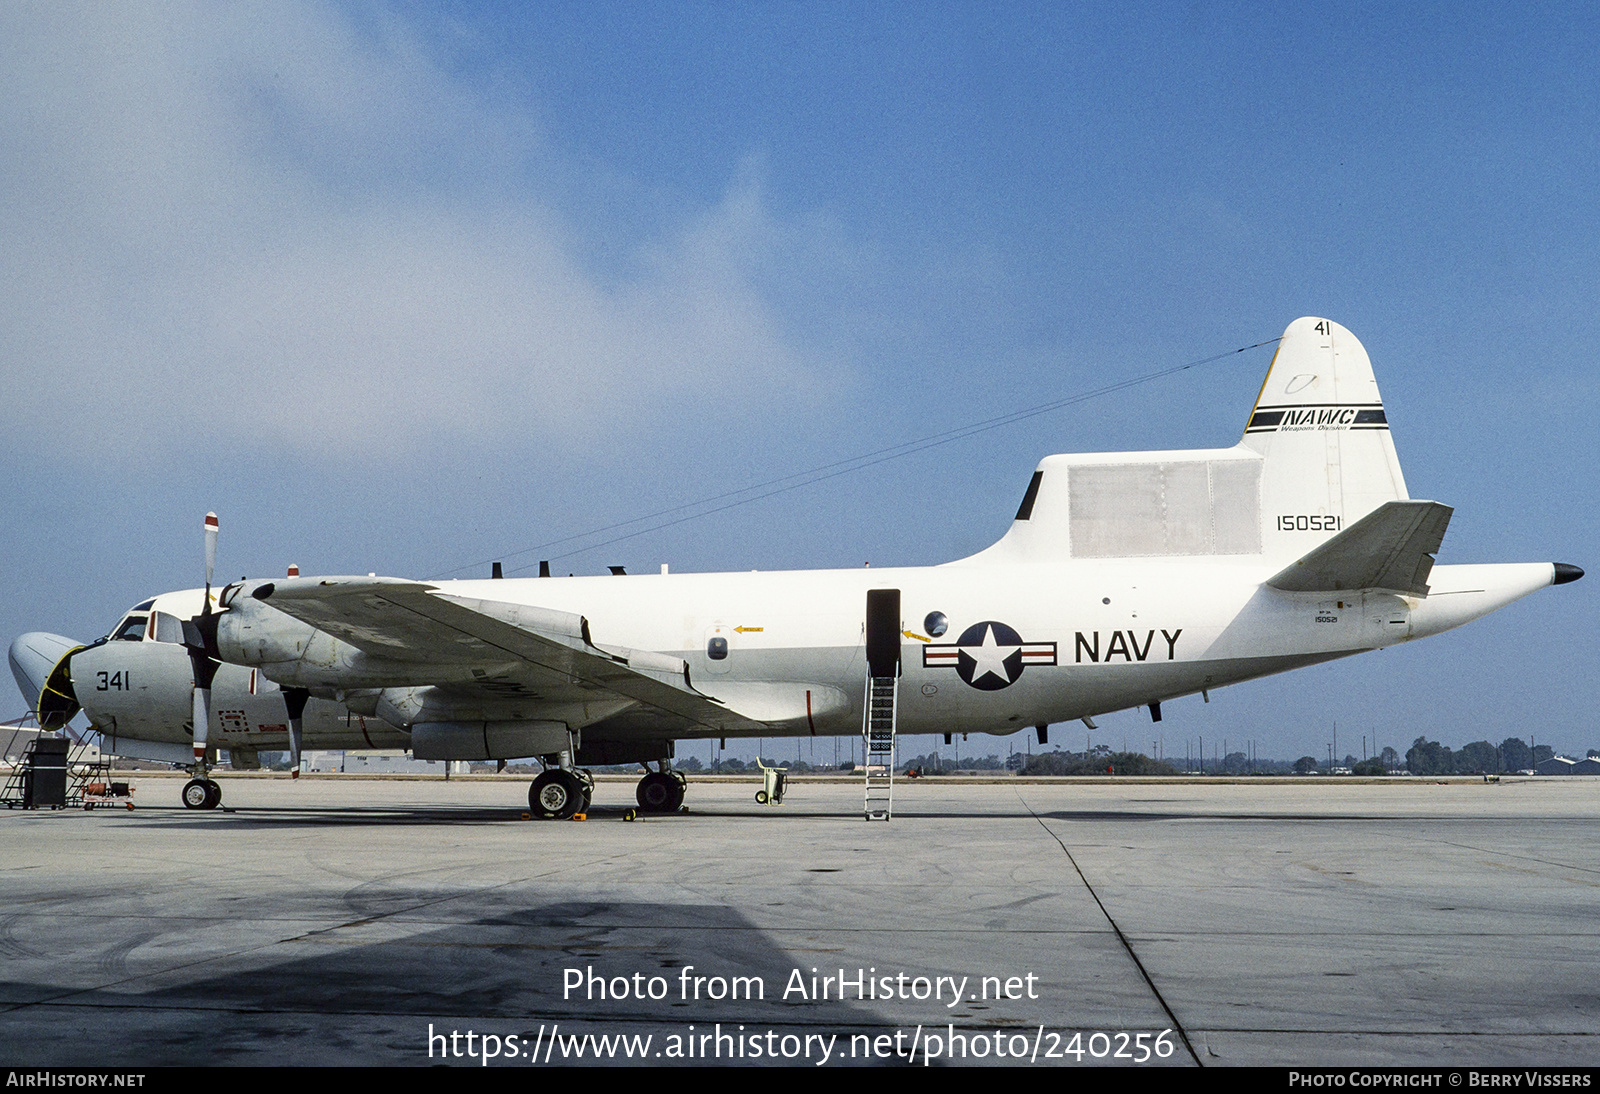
[899,751,1010,774]
[1020,745,1178,776]
[1403,736,1553,775]
[688,735,1566,777]
[701,756,849,774]
[273,733,1582,779]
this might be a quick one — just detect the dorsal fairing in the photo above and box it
[965,445,1264,563]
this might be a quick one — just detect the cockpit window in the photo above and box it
[132,599,156,612]
[112,615,148,642]
[153,612,185,644]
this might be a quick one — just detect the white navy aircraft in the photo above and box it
[9,318,1582,816]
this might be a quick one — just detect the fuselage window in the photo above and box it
[707,636,729,660]
[153,612,185,644]
[112,615,148,642]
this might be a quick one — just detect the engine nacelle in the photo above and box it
[217,582,329,667]
[218,581,505,689]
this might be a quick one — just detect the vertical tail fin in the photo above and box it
[1242,318,1409,564]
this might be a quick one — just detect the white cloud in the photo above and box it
[0,2,838,462]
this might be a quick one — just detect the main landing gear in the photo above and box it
[635,763,685,813]
[524,759,685,818]
[181,776,221,810]
[529,767,593,819]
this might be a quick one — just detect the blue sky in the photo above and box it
[2,2,1594,760]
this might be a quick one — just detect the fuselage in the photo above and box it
[52,553,1556,755]
[199,555,1554,745]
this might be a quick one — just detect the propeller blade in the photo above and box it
[191,678,211,764]
[283,687,309,779]
[203,512,218,596]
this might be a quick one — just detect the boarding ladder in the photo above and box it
[862,675,898,820]
[0,743,28,807]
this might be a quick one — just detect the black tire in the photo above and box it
[181,779,210,810]
[755,790,768,804]
[202,780,222,810]
[636,771,682,812]
[530,770,584,819]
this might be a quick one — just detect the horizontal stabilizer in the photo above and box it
[1267,500,1453,596]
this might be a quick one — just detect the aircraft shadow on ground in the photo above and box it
[0,899,905,1066]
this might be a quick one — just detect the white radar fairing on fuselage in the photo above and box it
[9,318,1582,815]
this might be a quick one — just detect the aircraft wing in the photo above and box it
[1267,500,1453,596]
[257,577,769,732]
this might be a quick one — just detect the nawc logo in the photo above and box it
[922,621,1056,691]
[1244,404,1388,434]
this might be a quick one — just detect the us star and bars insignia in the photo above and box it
[922,620,1056,691]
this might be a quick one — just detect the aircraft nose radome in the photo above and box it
[1552,563,1584,585]
[8,632,79,709]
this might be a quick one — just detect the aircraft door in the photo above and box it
[865,589,901,678]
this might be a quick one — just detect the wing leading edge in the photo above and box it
[256,577,770,733]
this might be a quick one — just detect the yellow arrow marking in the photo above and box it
[903,630,931,643]
[734,626,763,633]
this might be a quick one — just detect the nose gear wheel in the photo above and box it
[182,778,221,810]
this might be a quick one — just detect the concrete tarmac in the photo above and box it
[1,774,1596,1067]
